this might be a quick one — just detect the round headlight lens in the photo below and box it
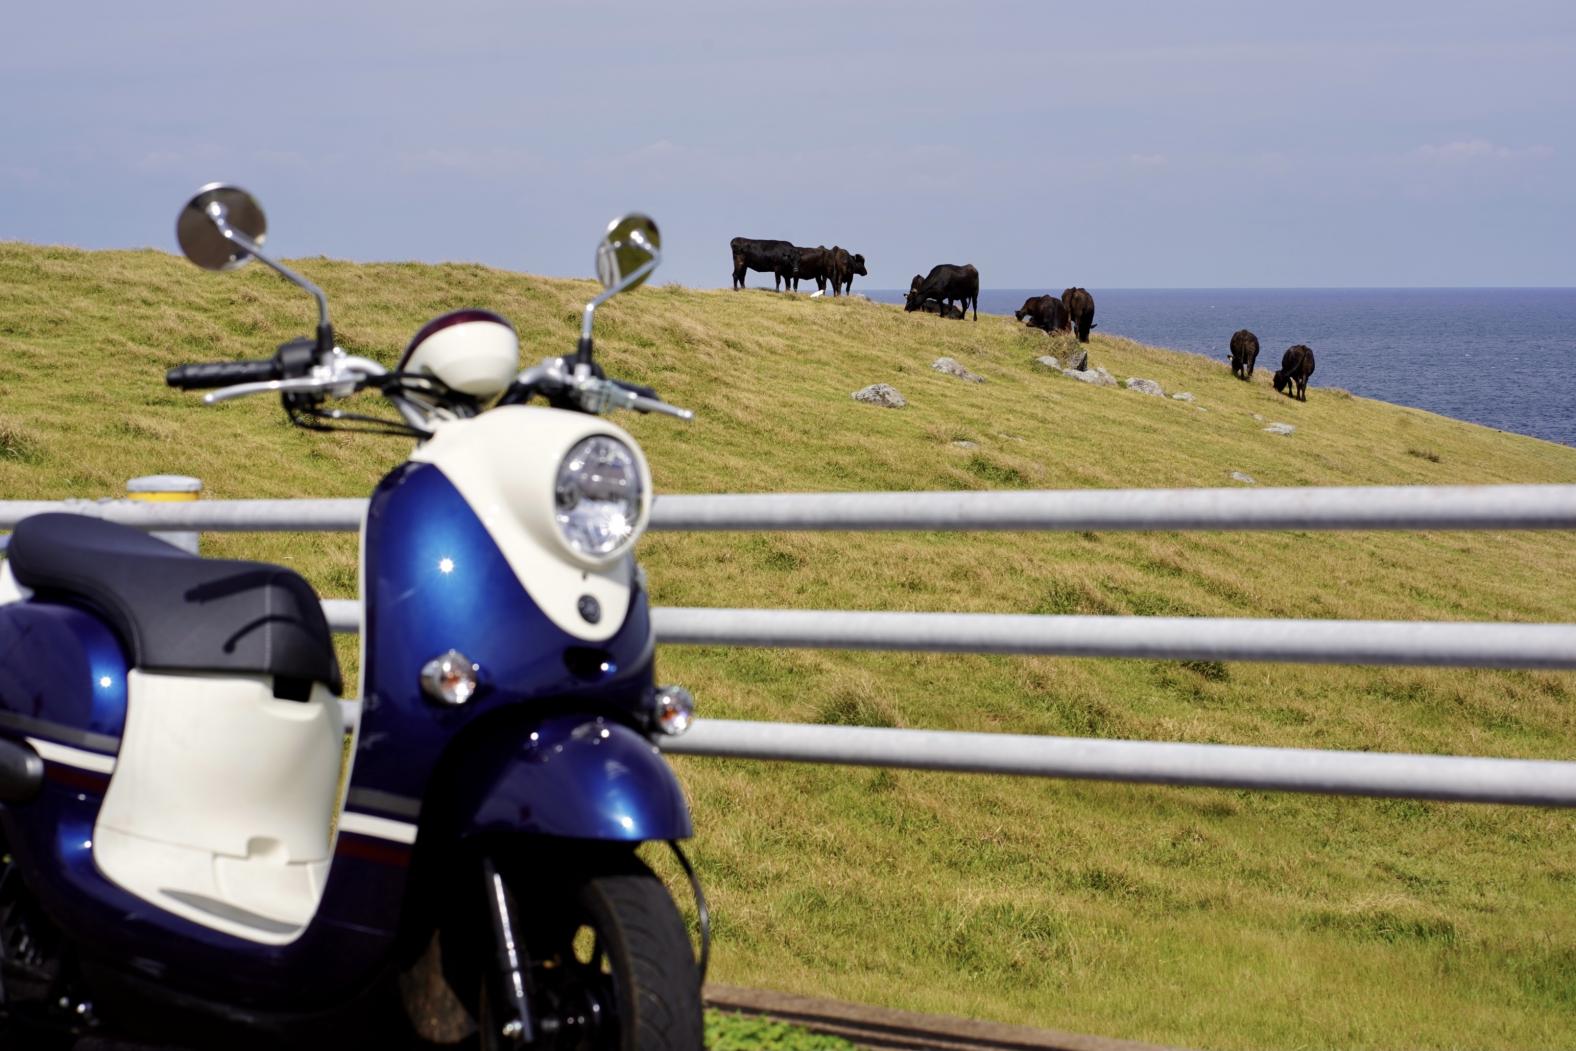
[555,436,644,559]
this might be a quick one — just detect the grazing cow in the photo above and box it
[730,237,798,291]
[916,297,965,319]
[1061,287,1096,342]
[905,264,979,320]
[1229,329,1260,380]
[828,247,868,296]
[1273,344,1316,401]
[791,246,831,292]
[1015,294,1070,334]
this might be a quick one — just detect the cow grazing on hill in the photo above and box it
[730,237,798,291]
[1273,344,1316,401]
[917,298,965,319]
[905,264,979,320]
[1230,329,1260,380]
[828,247,867,296]
[791,246,831,292]
[1015,294,1070,334]
[1061,287,1096,342]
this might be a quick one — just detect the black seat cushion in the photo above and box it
[8,514,341,695]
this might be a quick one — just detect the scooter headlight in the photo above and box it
[555,435,646,561]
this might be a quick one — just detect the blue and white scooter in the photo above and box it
[0,185,705,1049]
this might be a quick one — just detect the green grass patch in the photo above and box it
[705,1011,857,1050]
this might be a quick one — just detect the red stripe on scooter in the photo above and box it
[336,831,412,867]
[44,762,110,793]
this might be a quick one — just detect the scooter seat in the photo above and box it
[7,514,341,696]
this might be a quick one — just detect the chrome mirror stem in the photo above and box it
[205,201,333,342]
[576,250,660,365]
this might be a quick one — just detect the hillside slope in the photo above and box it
[2,243,1574,1050]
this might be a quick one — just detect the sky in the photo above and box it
[2,1,1573,290]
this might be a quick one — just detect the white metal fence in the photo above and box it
[5,484,1575,807]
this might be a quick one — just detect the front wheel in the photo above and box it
[480,860,702,1051]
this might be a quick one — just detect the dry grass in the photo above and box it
[3,242,1575,1049]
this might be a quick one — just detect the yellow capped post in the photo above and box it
[126,475,203,554]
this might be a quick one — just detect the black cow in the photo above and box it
[1015,294,1070,334]
[905,264,979,320]
[1273,344,1316,400]
[1061,287,1096,342]
[916,297,965,319]
[828,247,867,296]
[730,237,798,291]
[790,246,831,292]
[1229,329,1260,381]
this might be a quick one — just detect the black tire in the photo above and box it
[480,861,701,1051]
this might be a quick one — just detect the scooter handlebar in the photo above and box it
[166,359,281,390]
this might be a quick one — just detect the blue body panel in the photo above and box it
[0,602,128,748]
[0,458,677,1015]
[456,713,691,841]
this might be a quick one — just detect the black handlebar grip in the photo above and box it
[166,359,281,390]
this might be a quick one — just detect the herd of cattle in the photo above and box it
[1230,329,1317,400]
[729,238,1316,399]
[729,238,868,296]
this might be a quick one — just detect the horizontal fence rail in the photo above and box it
[658,720,1576,808]
[0,498,368,532]
[648,485,1576,533]
[317,601,1576,670]
[6,483,1576,533]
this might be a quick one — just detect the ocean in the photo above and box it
[862,288,1576,448]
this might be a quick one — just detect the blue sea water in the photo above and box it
[863,288,1576,448]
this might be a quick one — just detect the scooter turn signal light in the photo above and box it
[651,685,695,736]
[420,650,481,706]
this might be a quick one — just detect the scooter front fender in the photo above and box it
[450,713,692,842]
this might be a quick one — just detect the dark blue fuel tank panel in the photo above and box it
[357,462,656,801]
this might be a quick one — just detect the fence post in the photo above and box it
[126,475,203,554]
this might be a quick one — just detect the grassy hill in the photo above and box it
[3,241,1574,1050]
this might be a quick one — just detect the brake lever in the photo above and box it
[628,393,694,421]
[203,375,344,405]
[202,351,389,406]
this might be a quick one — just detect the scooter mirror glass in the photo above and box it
[595,214,661,293]
[176,184,267,272]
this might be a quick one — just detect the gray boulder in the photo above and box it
[1065,366,1117,388]
[853,384,906,408]
[1264,422,1296,435]
[1172,392,1196,402]
[1231,471,1257,485]
[1126,377,1165,397]
[1062,347,1089,371]
[1035,355,1060,370]
[932,357,985,383]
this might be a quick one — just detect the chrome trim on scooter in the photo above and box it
[25,736,116,775]
[338,811,418,845]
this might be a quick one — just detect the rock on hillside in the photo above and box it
[932,357,985,383]
[853,383,906,408]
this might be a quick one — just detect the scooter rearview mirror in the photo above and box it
[594,214,661,294]
[176,184,268,272]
